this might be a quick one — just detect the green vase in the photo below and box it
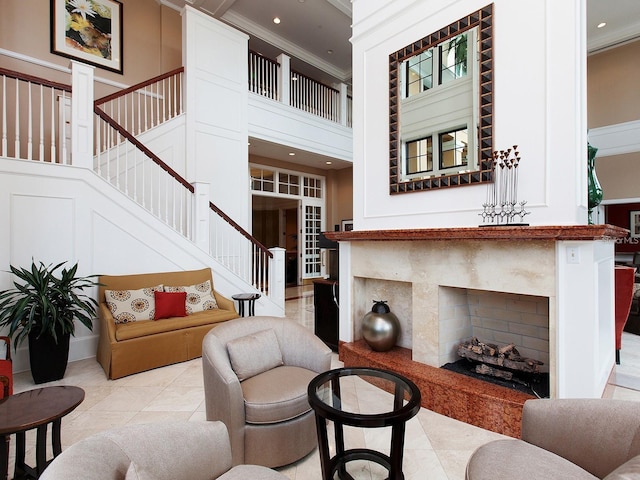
[587,143,603,224]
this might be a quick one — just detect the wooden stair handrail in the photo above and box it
[94,108,194,192]
[209,202,273,257]
[95,88,272,259]
[0,67,71,92]
[94,67,184,106]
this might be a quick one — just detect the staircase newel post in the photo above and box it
[70,61,94,169]
[268,247,286,312]
[192,182,211,253]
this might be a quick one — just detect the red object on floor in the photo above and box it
[615,266,636,364]
[0,336,12,398]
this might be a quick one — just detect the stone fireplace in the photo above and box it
[328,225,626,403]
[354,279,550,374]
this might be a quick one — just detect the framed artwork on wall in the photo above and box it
[51,0,123,74]
[630,211,640,238]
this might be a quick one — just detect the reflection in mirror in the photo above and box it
[389,4,493,194]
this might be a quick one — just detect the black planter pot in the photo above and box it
[28,330,70,384]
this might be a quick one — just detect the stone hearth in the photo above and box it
[340,339,532,437]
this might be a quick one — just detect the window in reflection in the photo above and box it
[406,137,433,174]
[405,127,469,177]
[405,50,433,97]
[440,128,468,169]
[440,33,468,85]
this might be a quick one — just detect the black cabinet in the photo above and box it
[313,280,339,351]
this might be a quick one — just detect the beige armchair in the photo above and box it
[39,421,288,480]
[466,399,640,479]
[202,316,332,468]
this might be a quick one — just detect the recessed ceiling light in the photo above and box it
[326,161,332,165]
[288,152,295,156]
[597,22,607,28]
[327,49,333,54]
[273,17,281,24]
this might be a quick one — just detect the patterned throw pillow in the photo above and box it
[104,285,163,324]
[164,280,218,314]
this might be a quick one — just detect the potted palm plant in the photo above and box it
[0,260,99,384]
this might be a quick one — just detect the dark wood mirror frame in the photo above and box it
[388,4,494,194]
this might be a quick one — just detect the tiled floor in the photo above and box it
[8,287,640,479]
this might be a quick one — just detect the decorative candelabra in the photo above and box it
[480,146,529,225]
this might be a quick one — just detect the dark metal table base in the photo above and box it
[1,418,62,480]
[309,368,421,480]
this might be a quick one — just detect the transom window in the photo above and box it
[304,177,322,198]
[278,173,300,195]
[250,168,275,192]
[250,167,323,200]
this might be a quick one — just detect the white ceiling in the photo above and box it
[162,0,640,169]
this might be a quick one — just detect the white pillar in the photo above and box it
[192,181,210,252]
[268,247,286,312]
[70,61,94,169]
[339,83,349,126]
[182,6,249,228]
[277,53,290,106]
[338,241,353,343]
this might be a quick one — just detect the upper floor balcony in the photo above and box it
[247,50,353,163]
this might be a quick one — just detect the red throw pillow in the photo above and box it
[154,291,187,320]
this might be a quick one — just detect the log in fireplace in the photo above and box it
[443,337,549,397]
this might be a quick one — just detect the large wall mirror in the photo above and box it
[389,4,493,194]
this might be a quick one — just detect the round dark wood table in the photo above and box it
[308,367,421,480]
[0,386,84,480]
[232,293,261,317]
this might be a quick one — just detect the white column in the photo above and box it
[338,241,353,343]
[268,247,286,312]
[70,61,94,169]
[192,181,210,252]
[182,6,249,228]
[277,53,290,106]
[339,83,349,126]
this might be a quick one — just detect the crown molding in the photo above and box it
[326,0,352,18]
[588,21,640,54]
[221,10,351,83]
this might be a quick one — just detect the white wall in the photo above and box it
[351,0,588,229]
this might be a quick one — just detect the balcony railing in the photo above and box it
[0,67,72,164]
[248,51,352,127]
[249,51,279,101]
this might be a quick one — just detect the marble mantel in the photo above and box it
[325,224,628,242]
[329,224,627,400]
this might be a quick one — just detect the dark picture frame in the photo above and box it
[630,210,640,238]
[51,0,123,74]
[341,219,354,232]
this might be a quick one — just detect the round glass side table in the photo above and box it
[308,367,421,480]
